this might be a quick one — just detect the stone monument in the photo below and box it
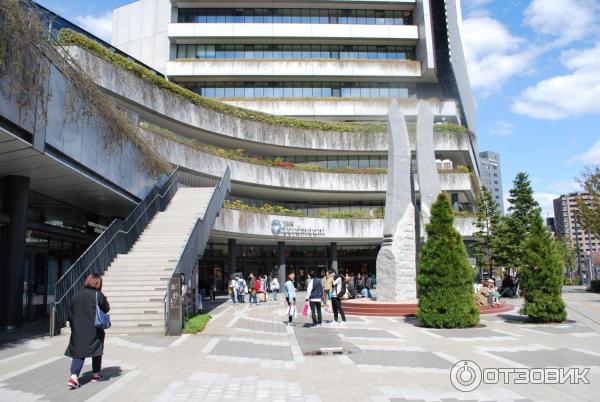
[415,101,441,227]
[375,100,417,302]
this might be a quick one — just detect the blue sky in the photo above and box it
[38,0,600,218]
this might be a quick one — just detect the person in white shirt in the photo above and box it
[331,271,347,324]
[270,275,280,302]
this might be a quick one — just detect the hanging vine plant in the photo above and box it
[0,0,170,175]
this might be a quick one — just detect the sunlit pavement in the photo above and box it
[1,287,599,402]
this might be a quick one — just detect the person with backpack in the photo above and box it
[229,275,238,305]
[284,272,297,326]
[331,271,347,325]
[65,273,110,389]
[305,271,324,327]
[237,275,247,303]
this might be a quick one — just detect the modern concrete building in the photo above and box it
[479,151,504,212]
[1,0,480,332]
[553,193,600,280]
[112,0,477,125]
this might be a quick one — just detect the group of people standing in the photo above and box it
[285,270,348,328]
[228,273,280,305]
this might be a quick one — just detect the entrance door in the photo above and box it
[29,252,48,320]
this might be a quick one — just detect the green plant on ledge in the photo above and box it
[318,209,385,219]
[183,314,211,334]
[58,29,387,135]
[433,123,468,133]
[140,121,387,174]
[225,200,305,217]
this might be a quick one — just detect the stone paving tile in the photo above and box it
[491,348,600,368]
[210,339,294,361]
[349,350,452,369]
[423,328,514,339]
[521,325,596,335]
[0,357,127,402]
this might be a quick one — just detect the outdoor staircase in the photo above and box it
[102,187,215,334]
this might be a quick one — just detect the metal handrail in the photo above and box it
[51,168,180,335]
[165,167,231,335]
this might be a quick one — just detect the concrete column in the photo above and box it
[2,176,29,329]
[277,241,286,286]
[228,239,237,275]
[330,242,338,273]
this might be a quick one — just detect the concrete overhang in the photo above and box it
[222,98,460,121]
[168,23,419,43]
[166,59,422,81]
[173,1,416,9]
[0,124,136,218]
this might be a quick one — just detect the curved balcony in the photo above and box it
[212,208,384,245]
[210,209,477,244]
[166,59,421,80]
[142,129,386,199]
[66,46,389,154]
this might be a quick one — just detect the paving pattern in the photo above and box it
[0,288,599,401]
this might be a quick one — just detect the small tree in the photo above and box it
[417,193,480,328]
[555,237,578,283]
[519,211,567,323]
[577,166,600,238]
[493,173,539,271]
[473,186,501,280]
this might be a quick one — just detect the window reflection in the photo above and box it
[178,8,413,25]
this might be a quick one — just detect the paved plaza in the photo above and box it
[1,287,599,401]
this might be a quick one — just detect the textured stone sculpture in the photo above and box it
[375,100,417,302]
[416,101,441,227]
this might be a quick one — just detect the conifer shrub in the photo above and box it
[416,193,480,328]
[519,213,567,323]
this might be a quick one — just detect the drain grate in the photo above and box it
[303,347,356,356]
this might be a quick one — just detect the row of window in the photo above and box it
[181,81,417,99]
[178,8,413,25]
[175,44,416,61]
[267,155,388,169]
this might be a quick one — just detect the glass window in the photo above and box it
[205,44,215,58]
[301,9,310,23]
[215,86,225,97]
[356,9,366,24]
[244,9,254,23]
[320,9,329,24]
[177,45,186,59]
[235,44,244,58]
[283,44,292,58]
[215,45,225,58]
[234,86,244,97]
[224,44,234,58]
[302,44,311,59]
[366,10,376,25]
[195,45,206,58]
[244,45,253,59]
[328,9,338,24]
[216,9,226,23]
[283,9,292,23]
[310,9,320,24]
[375,10,385,25]
[264,9,273,23]
[232,9,243,23]
[186,44,196,58]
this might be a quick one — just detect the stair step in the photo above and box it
[108,326,164,334]
[109,312,164,320]
[103,295,165,302]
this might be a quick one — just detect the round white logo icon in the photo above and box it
[450,360,482,392]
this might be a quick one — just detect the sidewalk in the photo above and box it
[1,291,599,401]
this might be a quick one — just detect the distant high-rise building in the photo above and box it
[546,217,556,236]
[478,151,504,212]
[553,192,600,278]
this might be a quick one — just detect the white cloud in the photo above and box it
[512,43,600,119]
[461,16,536,92]
[490,120,514,136]
[568,139,600,165]
[74,12,112,42]
[533,192,558,218]
[524,0,598,46]
[546,180,582,194]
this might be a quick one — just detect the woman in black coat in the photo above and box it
[65,273,110,389]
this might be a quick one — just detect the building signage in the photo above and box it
[271,219,325,237]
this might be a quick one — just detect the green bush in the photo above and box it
[589,280,600,293]
[416,193,480,328]
[183,314,211,334]
[519,214,567,323]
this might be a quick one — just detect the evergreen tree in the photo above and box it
[493,173,539,270]
[417,193,480,328]
[577,166,600,238]
[472,186,501,279]
[520,212,567,323]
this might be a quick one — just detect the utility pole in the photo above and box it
[574,215,583,285]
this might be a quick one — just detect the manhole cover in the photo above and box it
[303,347,357,356]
